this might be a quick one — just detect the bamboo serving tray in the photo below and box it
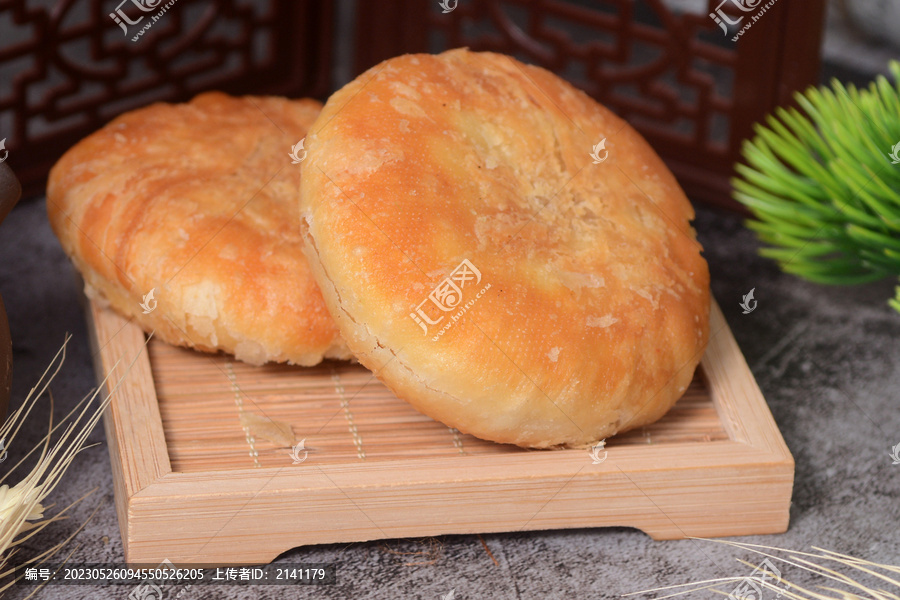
[86,298,794,565]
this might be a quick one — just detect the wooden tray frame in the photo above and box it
[87,298,793,565]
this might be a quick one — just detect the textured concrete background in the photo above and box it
[2,1,900,599]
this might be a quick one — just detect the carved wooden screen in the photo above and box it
[0,0,333,197]
[354,0,827,210]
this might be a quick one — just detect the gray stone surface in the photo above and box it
[0,195,897,600]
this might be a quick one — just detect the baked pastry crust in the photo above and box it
[48,92,349,365]
[301,49,710,448]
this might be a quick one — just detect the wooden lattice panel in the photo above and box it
[0,0,333,196]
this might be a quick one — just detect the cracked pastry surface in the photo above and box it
[48,91,349,366]
[301,49,710,447]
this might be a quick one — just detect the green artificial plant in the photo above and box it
[733,61,900,312]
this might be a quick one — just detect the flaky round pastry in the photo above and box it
[48,92,350,365]
[300,49,710,448]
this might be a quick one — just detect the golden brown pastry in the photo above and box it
[300,49,710,448]
[48,92,349,365]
